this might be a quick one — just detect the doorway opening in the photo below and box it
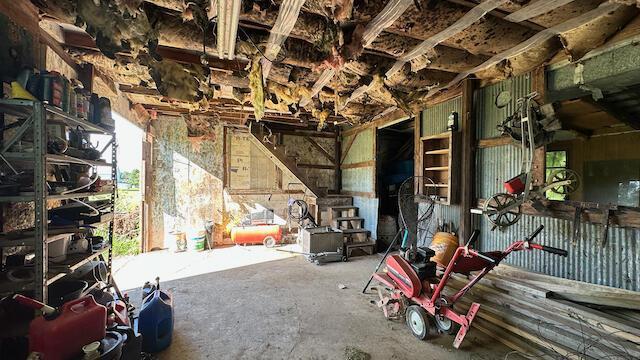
[376,118,414,251]
[91,112,143,257]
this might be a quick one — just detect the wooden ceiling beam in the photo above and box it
[445,0,547,32]
[61,29,249,72]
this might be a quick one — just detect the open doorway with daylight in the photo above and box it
[376,118,414,251]
[91,112,143,257]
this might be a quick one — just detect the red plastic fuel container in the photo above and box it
[29,295,107,360]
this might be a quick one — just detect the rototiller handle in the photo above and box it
[526,225,568,257]
[530,243,568,257]
[526,224,545,242]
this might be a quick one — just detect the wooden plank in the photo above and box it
[62,29,248,72]
[477,136,512,148]
[341,191,376,198]
[304,136,335,164]
[275,129,337,138]
[0,1,39,34]
[335,128,342,193]
[297,163,334,169]
[459,78,476,243]
[39,28,79,72]
[476,198,640,229]
[340,131,359,165]
[341,160,375,169]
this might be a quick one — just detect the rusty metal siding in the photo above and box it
[421,97,462,136]
[477,214,640,291]
[475,73,532,139]
[341,127,378,236]
[476,145,522,199]
[473,73,639,290]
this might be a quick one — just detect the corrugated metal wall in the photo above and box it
[474,72,640,291]
[476,214,640,291]
[421,97,462,136]
[418,97,463,245]
[341,127,378,237]
[475,74,532,139]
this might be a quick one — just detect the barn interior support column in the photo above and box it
[459,79,477,244]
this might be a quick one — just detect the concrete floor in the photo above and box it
[114,247,510,360]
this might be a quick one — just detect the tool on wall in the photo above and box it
[483,92,581,229]
[600,204,617,247]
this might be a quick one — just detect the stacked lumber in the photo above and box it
[444,266,640,359]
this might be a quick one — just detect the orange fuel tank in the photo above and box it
[231,225,282,246]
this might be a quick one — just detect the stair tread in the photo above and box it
[346,240,376,247]
[330,205,358,210]
[342,228,370,234]
[335,217,364,221]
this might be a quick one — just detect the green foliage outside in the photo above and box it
[95,189,141,257]
[545,151,567,201]
[120,169,140,188]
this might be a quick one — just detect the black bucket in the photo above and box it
[48,280,88,307]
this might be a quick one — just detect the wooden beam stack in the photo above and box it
[444,266,640,359]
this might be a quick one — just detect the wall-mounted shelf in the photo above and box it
[420,132,460,205]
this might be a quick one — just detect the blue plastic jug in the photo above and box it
[139,290,173,353]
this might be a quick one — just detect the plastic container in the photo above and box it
[28,295,107,360]
[504,173,527,194]
[139,290,174,353]
[169,231,186,252]
[188,230,206,252]
[48,279,88,307]
[429,232,459,268]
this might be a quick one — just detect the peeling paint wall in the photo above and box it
[148,115,224,250]
[281,134,337,191]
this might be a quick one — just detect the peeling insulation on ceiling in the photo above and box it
[249,58,266,121]
[34,0,640,127]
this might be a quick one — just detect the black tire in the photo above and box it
[434,313,460,335]
[263,236,276,248]
[341,256,348,262]
[405,305,432,340]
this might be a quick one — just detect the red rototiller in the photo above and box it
[367,225,567,348]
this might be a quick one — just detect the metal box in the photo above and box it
[300,226,343,254]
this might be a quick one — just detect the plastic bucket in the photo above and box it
[168,231,186,252]
[188,230,206,252]
[429,232,459,267]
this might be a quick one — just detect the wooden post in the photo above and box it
[335,128,341,193]
[459,79,477,244]
[532,66,547,187]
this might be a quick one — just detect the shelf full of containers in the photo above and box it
[0,69,116,305]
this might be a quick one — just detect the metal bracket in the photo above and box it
[600,204,617,247]
[572,205,583,246]
[1,115,34,153]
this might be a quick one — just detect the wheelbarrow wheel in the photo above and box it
[483,193,521,228]
[406,305,432,340]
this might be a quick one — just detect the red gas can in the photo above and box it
[29,295,107,360]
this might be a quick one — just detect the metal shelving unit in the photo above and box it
[0,99,117,303]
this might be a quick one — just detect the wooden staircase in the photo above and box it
[327,203,376,257]
[248,122,322,198]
